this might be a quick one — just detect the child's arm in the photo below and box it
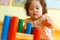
[42,15,54,28]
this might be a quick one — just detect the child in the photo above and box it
[24,0,54,40]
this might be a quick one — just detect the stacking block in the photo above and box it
[26,22,32,34]
[31,27,35,34]
[18,19,24,33]
[33,28,41,40]
[8,16,19,40]
[1,15,11,40]
[16,33,33,40]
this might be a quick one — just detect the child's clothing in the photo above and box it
[23,17,53,40]
[45,27,53,40]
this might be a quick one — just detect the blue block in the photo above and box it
[26,22,32,34]
[1,15,11,40]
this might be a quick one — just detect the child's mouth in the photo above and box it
[33,14,36,16]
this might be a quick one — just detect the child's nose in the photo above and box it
[33,9,37,12]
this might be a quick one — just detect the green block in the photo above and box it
[18,19,24,33]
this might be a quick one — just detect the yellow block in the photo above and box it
[16,33,33,40]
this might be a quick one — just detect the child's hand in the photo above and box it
[41,15,54,28]
[39,28,50,40]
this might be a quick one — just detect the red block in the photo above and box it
[8,16,19,40]
[33,28,41,40]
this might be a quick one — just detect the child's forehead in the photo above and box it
[30,0,40,3]
[29,0,41,7]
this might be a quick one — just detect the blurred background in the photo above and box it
[0,0,60,40]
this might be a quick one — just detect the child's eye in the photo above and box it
[36,8,39,9]
[30,8,33,10]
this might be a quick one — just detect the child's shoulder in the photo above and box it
[24,18,31,23]
[41,14,51,20]
[44,14,53,22]
[41,15,51,20]
[44,14,51,19]
[43,14,50,18]
[42,14,54,28]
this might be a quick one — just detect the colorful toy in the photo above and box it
[26,22,32,34]
[33,28,41,40]
[1,15,11,40]
[8,16,19,40]
[1,15,41,40]
[18,19,24,33]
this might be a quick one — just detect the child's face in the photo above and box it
[28,0,43,20]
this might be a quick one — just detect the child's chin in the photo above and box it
[33,17,39,20]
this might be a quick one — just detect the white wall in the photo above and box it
[0,5,28,23]
[47,9,60,30]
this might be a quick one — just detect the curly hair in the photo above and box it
[24,0,47,16]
